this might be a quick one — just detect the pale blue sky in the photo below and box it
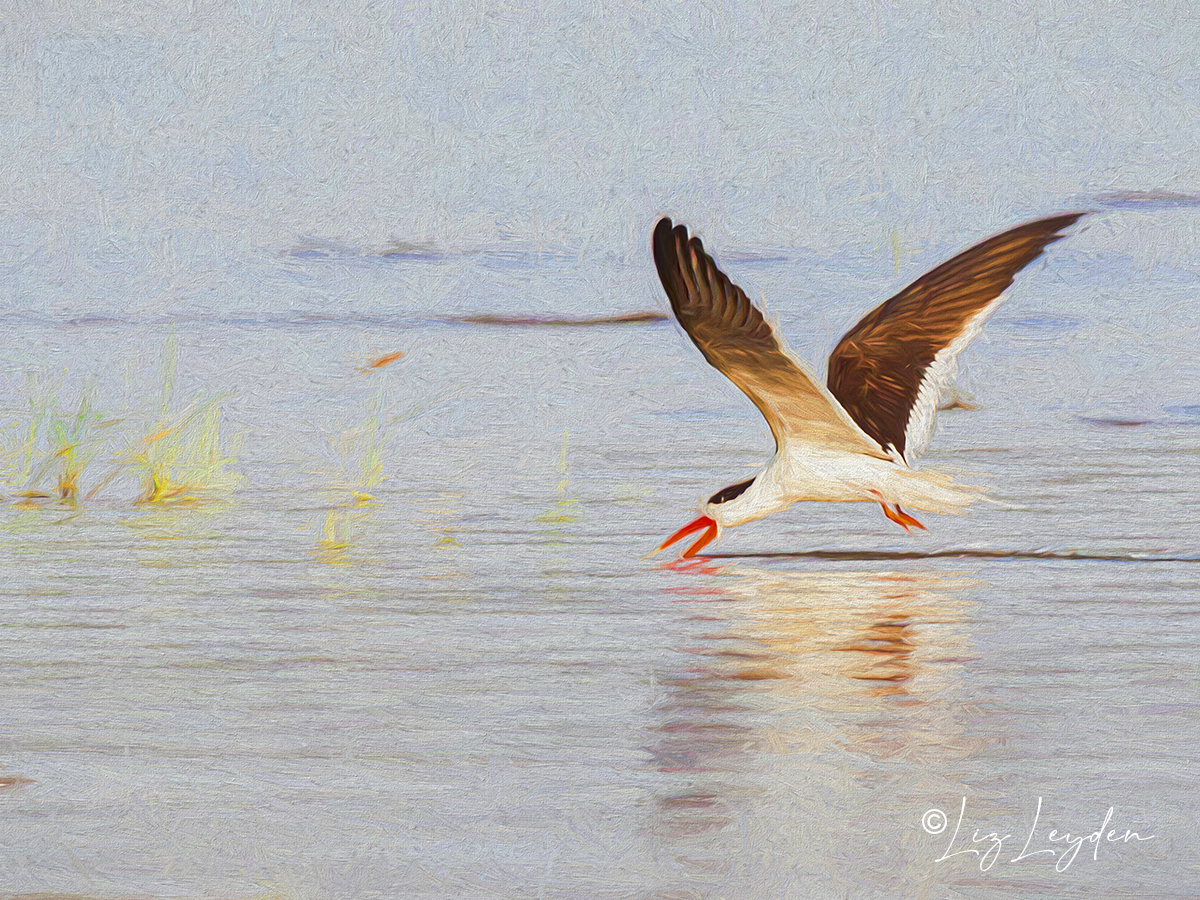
[3,0,1198,271]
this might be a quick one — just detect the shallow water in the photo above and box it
[1,249,1198,899]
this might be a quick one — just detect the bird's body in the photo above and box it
[652,212,1085,557]
[713,441,980,528]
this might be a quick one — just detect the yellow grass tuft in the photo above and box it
[314,507,376,564]
[131,398,243,505]
[1,375,118,507]
[86,337,243,507]
[318,378,390,505]
[535,428,580,524]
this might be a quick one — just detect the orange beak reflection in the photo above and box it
[654,515,719,558]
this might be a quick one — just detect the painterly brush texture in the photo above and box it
[1,2,1198,899]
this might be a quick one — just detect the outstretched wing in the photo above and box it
[826,212,1086,461]
[653,218,887,458]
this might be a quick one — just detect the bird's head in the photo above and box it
[653,477,757,558]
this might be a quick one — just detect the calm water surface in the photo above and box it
[1,250,1198,898]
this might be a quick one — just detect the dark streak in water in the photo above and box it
[716,253,792,264]
[282,243,578,264]
[64,316,129,327]
[1078,416,1152,428]
[706,549,1200,563]
[1091,189,1200,210]
[26,311,670,330]
[441,312,668,326]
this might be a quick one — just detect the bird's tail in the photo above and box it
[884,466,989,514]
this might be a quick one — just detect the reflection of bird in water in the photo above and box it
[655,567,976,736]
[651,213,1085,557]
[644,565,982,896]
[645,565,977,853]
[648,565,980,769]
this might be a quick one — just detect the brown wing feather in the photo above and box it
[653,218,886,457]
[826,213,1086,458]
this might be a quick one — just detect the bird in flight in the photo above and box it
[651,212,1086,558]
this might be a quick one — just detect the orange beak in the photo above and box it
[652,515,719,558]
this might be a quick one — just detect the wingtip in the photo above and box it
[1048,210,1090,234]
[653,216,678,246]
[1042,210,1090,247]
[653,217,693,275]
[1004,210,1090,254]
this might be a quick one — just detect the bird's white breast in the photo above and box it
[775,446,896,503]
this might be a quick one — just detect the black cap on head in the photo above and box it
[709,478,754,505]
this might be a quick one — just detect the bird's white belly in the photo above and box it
[776,450,896,502]
[773,448,980,511]
[710,447,984,529]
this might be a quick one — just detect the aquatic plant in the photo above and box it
[314,506,380,565]
[535,428,579,525]
[318,392,387,507]
[131,396,242,505]
[310,363,395,562]
[311,348,462,560]
[0,375,118,507]
[46,390,108,504]
[87,337,243,506]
